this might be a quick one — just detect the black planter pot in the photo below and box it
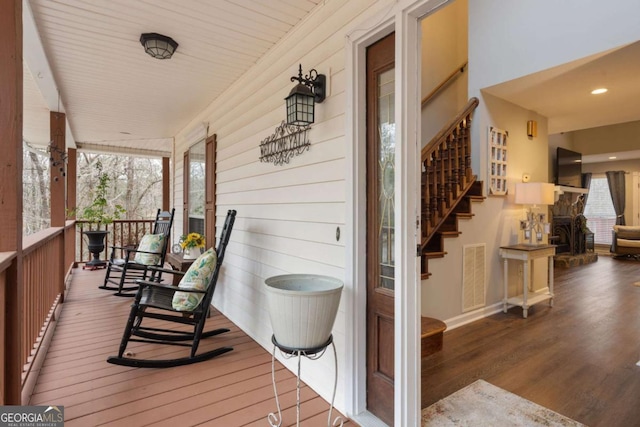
[83,230,108,270]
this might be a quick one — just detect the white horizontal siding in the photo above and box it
[173,0,384,412]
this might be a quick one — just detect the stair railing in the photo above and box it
[421,97,479,243]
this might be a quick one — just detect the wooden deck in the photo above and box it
[29,267,350,426]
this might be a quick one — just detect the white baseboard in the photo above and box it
[443,302,504,331]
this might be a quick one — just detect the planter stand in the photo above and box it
[268,335,343,427]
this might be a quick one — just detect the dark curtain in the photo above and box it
[580,172,592,214]
[606,170,626,225]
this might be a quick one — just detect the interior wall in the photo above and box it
[420,0,468,145]
[468,0,640,176]
[569,120,640,155]
[423,92,550,323]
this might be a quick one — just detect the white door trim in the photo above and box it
[345,1,452,426]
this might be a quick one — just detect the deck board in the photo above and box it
[29,267,352,426]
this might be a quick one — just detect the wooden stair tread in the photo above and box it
[421,316,446,338]
[423,251,446,259]
[439,231,462,237]
[421,316,446,358]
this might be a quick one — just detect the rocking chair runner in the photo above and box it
[100,208,175,296]
[107,209,236,368]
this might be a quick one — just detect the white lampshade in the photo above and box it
[515,182,555,206]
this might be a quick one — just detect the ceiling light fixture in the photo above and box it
[609,156,617,160]
[591,88,608,95]
[140,33,178,60]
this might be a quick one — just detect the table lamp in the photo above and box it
[515,182,555,245]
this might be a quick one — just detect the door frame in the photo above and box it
[345,1,452,426]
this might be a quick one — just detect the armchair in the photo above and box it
[611,225,640,258]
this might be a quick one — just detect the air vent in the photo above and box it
[462,243,486,312]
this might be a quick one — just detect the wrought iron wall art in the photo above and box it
[48,138,67,182]
[259,121,311,166]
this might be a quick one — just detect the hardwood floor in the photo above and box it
[30,267,349,426]
[422,255,640,427]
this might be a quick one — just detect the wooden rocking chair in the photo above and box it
[99,208,175,296]
[106,209,236,368]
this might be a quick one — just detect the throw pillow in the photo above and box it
[172,248,218,311]
[133,234,166,266]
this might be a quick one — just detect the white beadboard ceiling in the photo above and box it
[24,1,640,161]
[24,0,321,154]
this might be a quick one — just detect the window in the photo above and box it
[583,177,616,245]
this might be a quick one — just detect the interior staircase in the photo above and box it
[419,97,482,358]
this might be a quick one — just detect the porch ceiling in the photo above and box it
[23,0,321,153]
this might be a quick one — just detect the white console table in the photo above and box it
[499,244,556,318]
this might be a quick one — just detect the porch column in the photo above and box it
[162,156,170,211]
[50,111,66,227]
[0,0,24,405]
[67,148,77,218]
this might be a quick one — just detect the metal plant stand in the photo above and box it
[268,335,344,427]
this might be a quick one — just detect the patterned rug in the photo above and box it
[422,380,585,426]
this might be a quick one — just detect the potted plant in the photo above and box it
[180,232,206,259]
[79,160,125,269]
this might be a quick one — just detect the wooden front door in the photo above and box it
[366,32,395,426]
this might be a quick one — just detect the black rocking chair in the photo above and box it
[100,208,175,296]
[107,209,236,368]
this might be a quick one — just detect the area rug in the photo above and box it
[422,380,585,426]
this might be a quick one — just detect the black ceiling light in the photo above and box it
[285,64,326,126]
[140,33,178,60]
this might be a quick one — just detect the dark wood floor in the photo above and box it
[422,255,640,427]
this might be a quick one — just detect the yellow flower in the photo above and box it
[180,233,205,249]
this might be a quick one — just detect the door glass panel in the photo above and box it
[378,68,395,290]
[188,140,205,234]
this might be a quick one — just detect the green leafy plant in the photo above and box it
[78,160,125,228]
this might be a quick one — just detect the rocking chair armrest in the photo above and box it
[135,280,179,291]
[135,280,205,295]
[125,248,162,256]
[147,266,186,277]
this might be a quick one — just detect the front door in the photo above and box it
[366,32,395,426]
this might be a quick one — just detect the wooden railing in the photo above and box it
[421,61,468,109]
[421,97,479,243]
[0,251,16,403]
[22,227,66,384]
[75,219,155,263]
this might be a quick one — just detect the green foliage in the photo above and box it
[78,160,125,227]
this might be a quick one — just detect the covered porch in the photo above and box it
[26,265,348,426]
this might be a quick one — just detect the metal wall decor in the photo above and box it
[488,126,508,195]
[48,123,67,182]
[259,120,311,166]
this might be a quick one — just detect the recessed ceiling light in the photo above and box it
[609,156,617,160]
[591,88,608,95]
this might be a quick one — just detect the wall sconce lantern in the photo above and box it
[527,120,538,138]
[285,64,326,126]
[140,33,179,59]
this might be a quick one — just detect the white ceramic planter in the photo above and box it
[265,274,343,350]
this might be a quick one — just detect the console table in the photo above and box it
[499,244,556,318]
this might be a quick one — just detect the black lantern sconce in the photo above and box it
[140,33,179,59]
[285,64,326,126]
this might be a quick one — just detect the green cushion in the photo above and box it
[171,248,217,311]
[133,234,165,266]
